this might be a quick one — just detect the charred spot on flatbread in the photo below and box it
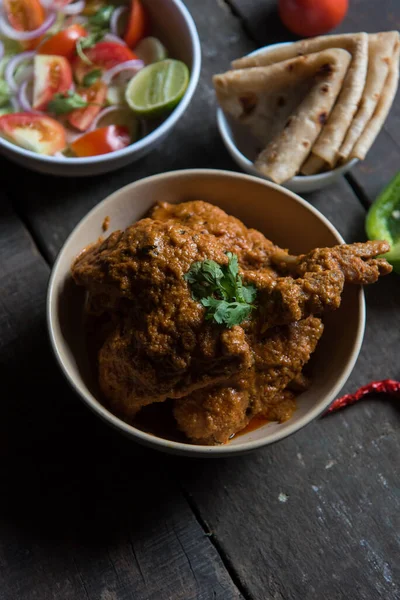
[318,112,328,125]
[239,94,257,116]
[318,63,334,77]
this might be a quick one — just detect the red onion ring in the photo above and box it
[5,51,35,92]
[61,0,85,15]
[65,129,82,144]
[17,78,35,112]
[89,104,125,130]
[103,33,127,46]
[110,6,127,37]
[0,10,56,41]
[102,59,144,85]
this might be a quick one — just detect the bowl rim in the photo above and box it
[47,168,366,456]
[216,41,358,184]
[0,0,201,166]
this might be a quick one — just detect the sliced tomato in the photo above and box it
[0,112,66,155]
[67,80,107,132]
[3,0,45,49]
[71,125,130,156]
[124,0,148,49]
[33,54,72,111]
[73,41,138,84]
[38,25,87,60]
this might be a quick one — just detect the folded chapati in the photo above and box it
[217,31,400,182]
[340,31,400,160]
[233,33,368,169]
[214,48,351,183]
[351,36,400,161]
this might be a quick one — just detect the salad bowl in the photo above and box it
[0,0,201,176]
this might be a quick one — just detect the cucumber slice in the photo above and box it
[135,37,168,65]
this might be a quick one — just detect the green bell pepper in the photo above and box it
[366,170,400,274]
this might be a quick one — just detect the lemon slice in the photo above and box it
[125,59,189,118]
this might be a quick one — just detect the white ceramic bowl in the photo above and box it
[217,42,358,194]
[47,169,365,457]
[0,0,201,177]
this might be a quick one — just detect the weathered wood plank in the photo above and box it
[0,443,244,600]
[179,424,400,600]
[0,196,244,600]
[227,0,400,203]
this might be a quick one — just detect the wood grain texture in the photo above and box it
[227,0,400,203]
[0,194,243,600]
[0,444,244,600]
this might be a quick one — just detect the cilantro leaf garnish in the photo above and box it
[82,68,103,87]
[76,31,104,65]
[74,5,114,66]
[48,91,89,115]
[184,252,257,328]
[88,5,115,28]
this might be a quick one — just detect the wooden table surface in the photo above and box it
[1,1,400,598]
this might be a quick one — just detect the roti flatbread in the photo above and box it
[214,48,351,184]
[232,33,368,167]
[339,31,400,160]
[300,154,327,176]
[351,37,400,160]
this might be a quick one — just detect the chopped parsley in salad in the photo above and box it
[0,0,190,157]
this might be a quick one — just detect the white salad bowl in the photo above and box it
[0,0,201,177]
[217,42,358,194]
[47,169,365,457]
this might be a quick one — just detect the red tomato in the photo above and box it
[38,25,87,60]
[73,42,138,83]
[278,0,348,37]
[0,112,66,155]
[33,54,73,110]
[124,0,148,49]
[68,80,107,132]
[3,0,45,48]
[71,125,130,156]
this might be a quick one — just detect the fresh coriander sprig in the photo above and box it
[75,4,115,64]
[184,252,257,328]
[48,91,89,115]
[87,5,115,28]
[76,33,103,65]
[82,68,103,87]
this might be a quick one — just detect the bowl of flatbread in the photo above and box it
[214,32,400,193]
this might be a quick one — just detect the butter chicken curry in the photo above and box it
[71,200,391,445]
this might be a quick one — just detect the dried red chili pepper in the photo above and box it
[324,379,400,414]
